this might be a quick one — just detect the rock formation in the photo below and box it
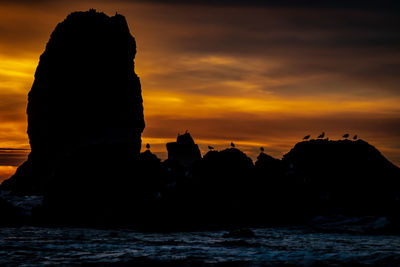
[166,131,201,168]
[255,152,282,178]
[189,148,255,225]
[282,139,400,215]
[1,10,145,197]
[0,197,22,226]
[1,10,400,229]
[282,139,400,185]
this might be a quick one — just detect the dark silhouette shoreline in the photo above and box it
[2,132,400,232]
[0,10,399,232]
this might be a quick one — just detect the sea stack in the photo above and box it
[1,10,145,196]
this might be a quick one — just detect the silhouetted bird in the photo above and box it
[303,135,310,140]
[343,134,349,139]
[260,147,264,152]
[353,135,358,140]
[208,146,214,150]
[318,132,325,139]
[146,143,150,150]
[231,142,235,148]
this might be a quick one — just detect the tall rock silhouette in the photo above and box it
[1,10,145,196]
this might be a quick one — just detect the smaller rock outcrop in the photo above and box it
[166,132,201,168]
[255,152,283,178]
[193,148,254,185]
[282,139,400,215]
[189,148,255,225]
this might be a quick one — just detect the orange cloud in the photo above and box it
[0,166,17,183]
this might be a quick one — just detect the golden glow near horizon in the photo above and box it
[0,166,17,181]
[0,1,399,181]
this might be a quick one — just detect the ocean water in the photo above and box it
[1,226,400,266]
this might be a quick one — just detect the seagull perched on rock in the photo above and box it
[260,147,264,152]
[343,133,349,139]
[146,143,150,150]
[318,132,325,139]
[303,135,310,140]
[231,142,235,148]
[208,146,214,150]
[353,135,358,140]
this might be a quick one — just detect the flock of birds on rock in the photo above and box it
[145,133,359,154]
[303,133,358,141]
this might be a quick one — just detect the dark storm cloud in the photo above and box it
[164,8,400,55]
[131,3,400,97]
[0,0,49,4]
[5,0,398,7]
[115,0,400,9]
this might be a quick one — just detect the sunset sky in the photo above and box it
[0,1,399,181]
